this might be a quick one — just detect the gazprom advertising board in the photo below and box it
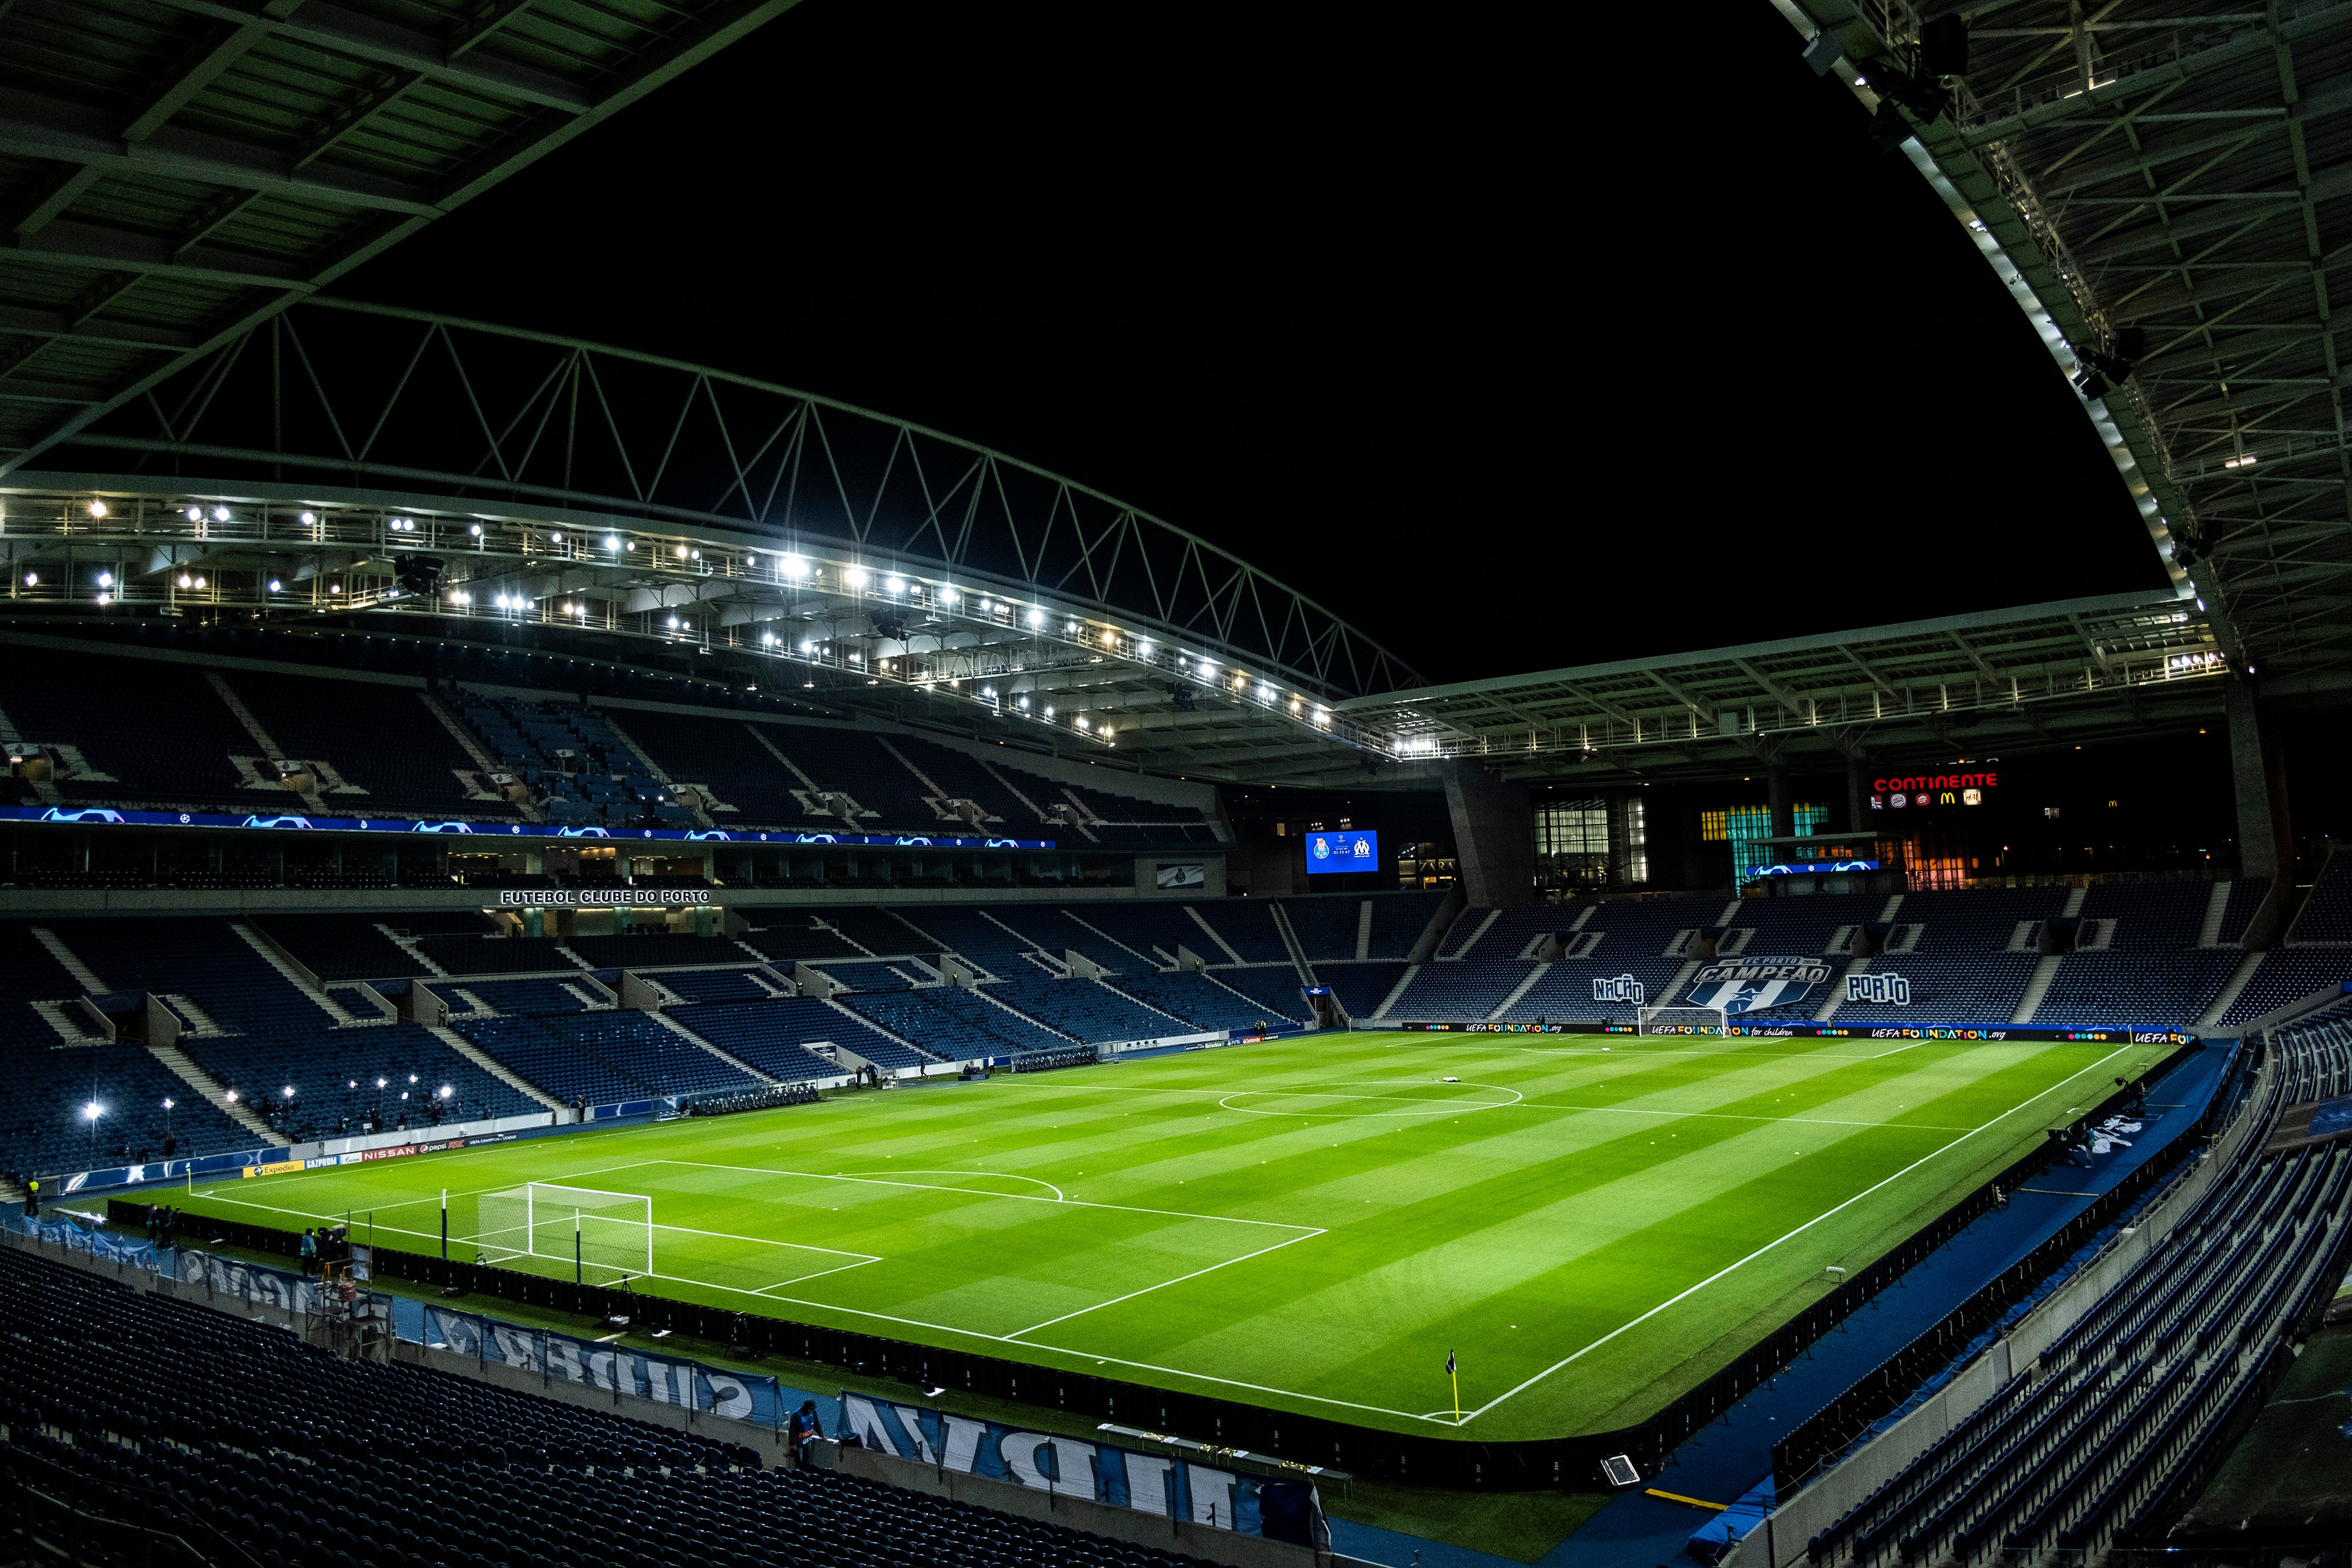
[1304,829,1379,875]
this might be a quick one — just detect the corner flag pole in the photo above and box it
[1448,1350,1459,1423]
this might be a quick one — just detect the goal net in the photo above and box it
[1636,1003,1728,1037]
[476,1183,653,1284]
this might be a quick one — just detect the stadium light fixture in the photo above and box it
[409,1074,417,1084]
[161,1098,172,1111]
[282,1086,293,1098]
[330,583,341,594]
[674,545,687,559]
[667,616,680,628]
[605,534,620,550]
[82,1100,102,1122]
[176,573,191,588]
[268,579,282,591]
[469,523,483,537]
[96,571,113,587]
[1027,607,1044,628]
[941,586,958,604]
[376,1078,386,1088]
[193,575,205,589]
[225,1089,239,1102]
[1043,703,1054,717]
[440,1086,452,1099]
[886,576,905,594]
[87,500,106,519]
[211,506,230,522]
[1136,640,1152,658]
[550,531,563,543]
[22,573,35,587]
[299,511,315,526]
[846,566,870,588]
[185,506,202,522]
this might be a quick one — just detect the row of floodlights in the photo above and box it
[82,1078,455,1121]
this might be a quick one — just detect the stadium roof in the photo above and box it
[1344,590,2252,786]
[0,0,797,475]
[1769,0,2352,687]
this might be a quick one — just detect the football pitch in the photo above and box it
[175,1030,2171,1442]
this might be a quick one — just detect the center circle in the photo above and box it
[1217,1082,1524,1118]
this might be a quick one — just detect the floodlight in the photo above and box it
[82,1101,102,1122]
[1026,607,1044,628]
[550,531,563,543]
[409,1074,417,1084]
[226,1089,239,1102]
[469,523,483,536]
[282,1086,294,1098]
[299,511,315,525]
[440,1085,452,1099]
[22,573,35,587]
[161,1098,173,1111]
[605,535,620,550]
[185,506,202,521]
[886,576,905,594]
[675,545,688,559]
[667,616,680,628]
[193,575,205,589]
[376,1078,386,1088]
[846,566,869,587]
[940,587,958,603]
[1136,640,1152,658]
[681,619,692,631]
[211,506,230,522]
[329,584,342,594]
[269,579,282,591]
[88,501,106,519]
[782,554,809,579]
[1066,619,1078,634]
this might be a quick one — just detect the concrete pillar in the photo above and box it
[1441,761,1534,908]
[1769,762,1794,841]
[2226,680,2293,881]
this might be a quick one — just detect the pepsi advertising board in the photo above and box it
[1304,829,1379,875]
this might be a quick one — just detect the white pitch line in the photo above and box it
[1523,1102,1977,1132]
[1004,1227,1328,1339]
[643,1159,1319,1235]
[1450,1041,2144,1426]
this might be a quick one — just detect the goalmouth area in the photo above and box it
[173,1030,2183,1447]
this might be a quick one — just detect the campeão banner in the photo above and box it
[1685,957,1835,1015]
[836,1390,1329,1547]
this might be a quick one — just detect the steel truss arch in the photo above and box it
[48,296,1422,706]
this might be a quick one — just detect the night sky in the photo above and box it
[343,0,2166,690]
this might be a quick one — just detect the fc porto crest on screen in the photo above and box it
[1686,957,1834,1015]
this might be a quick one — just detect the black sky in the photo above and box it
[340,0,2166,688]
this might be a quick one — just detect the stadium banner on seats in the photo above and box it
[834,1391,1331,1547]
[414,1308,783,1427]
[1684,957,1835,1015]
[2,1212,160,1268]
[0,804,1053,849]
[496,888,711,906]
[1395,1021,2193,1044]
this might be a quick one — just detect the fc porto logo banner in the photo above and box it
[1686,957,1833,1015]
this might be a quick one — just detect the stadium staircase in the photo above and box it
[418,691,543,821]
[1489,964,1551,1019]
[1184,906,1246,965]
[1369,965,1418,1019]
[1815,957,1867,1024]
[425,1025,567,1112]
[820,995,934,1062]
[2196,951,2267,1031]
[1271,903,1315,981]
[204,671,330,812]
[31,928,105,992]
[233,924,366,1025]
[377,923,452,977]
[145,1043,276,1142]
[2011,955,2065,1025]
[2198,881,2233,947]
[1354,899,1375,959]
[647,1009,781,1085]
[158,994,227,1037]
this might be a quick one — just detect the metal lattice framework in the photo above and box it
[1342,592,2241,784]
[0,0,799,472]
[1769,0,2352,684]
[0,299,1425,782]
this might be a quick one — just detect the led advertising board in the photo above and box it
[1304,828,1380,875]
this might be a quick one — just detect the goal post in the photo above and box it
[475,1183,653,1283]
[1636,1003,1728,1037]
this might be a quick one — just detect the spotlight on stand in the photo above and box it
[393,553,445,597]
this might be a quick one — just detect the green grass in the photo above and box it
[175,1029,2167,1443]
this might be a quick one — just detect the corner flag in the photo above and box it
[1446,1350,1459,1422]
